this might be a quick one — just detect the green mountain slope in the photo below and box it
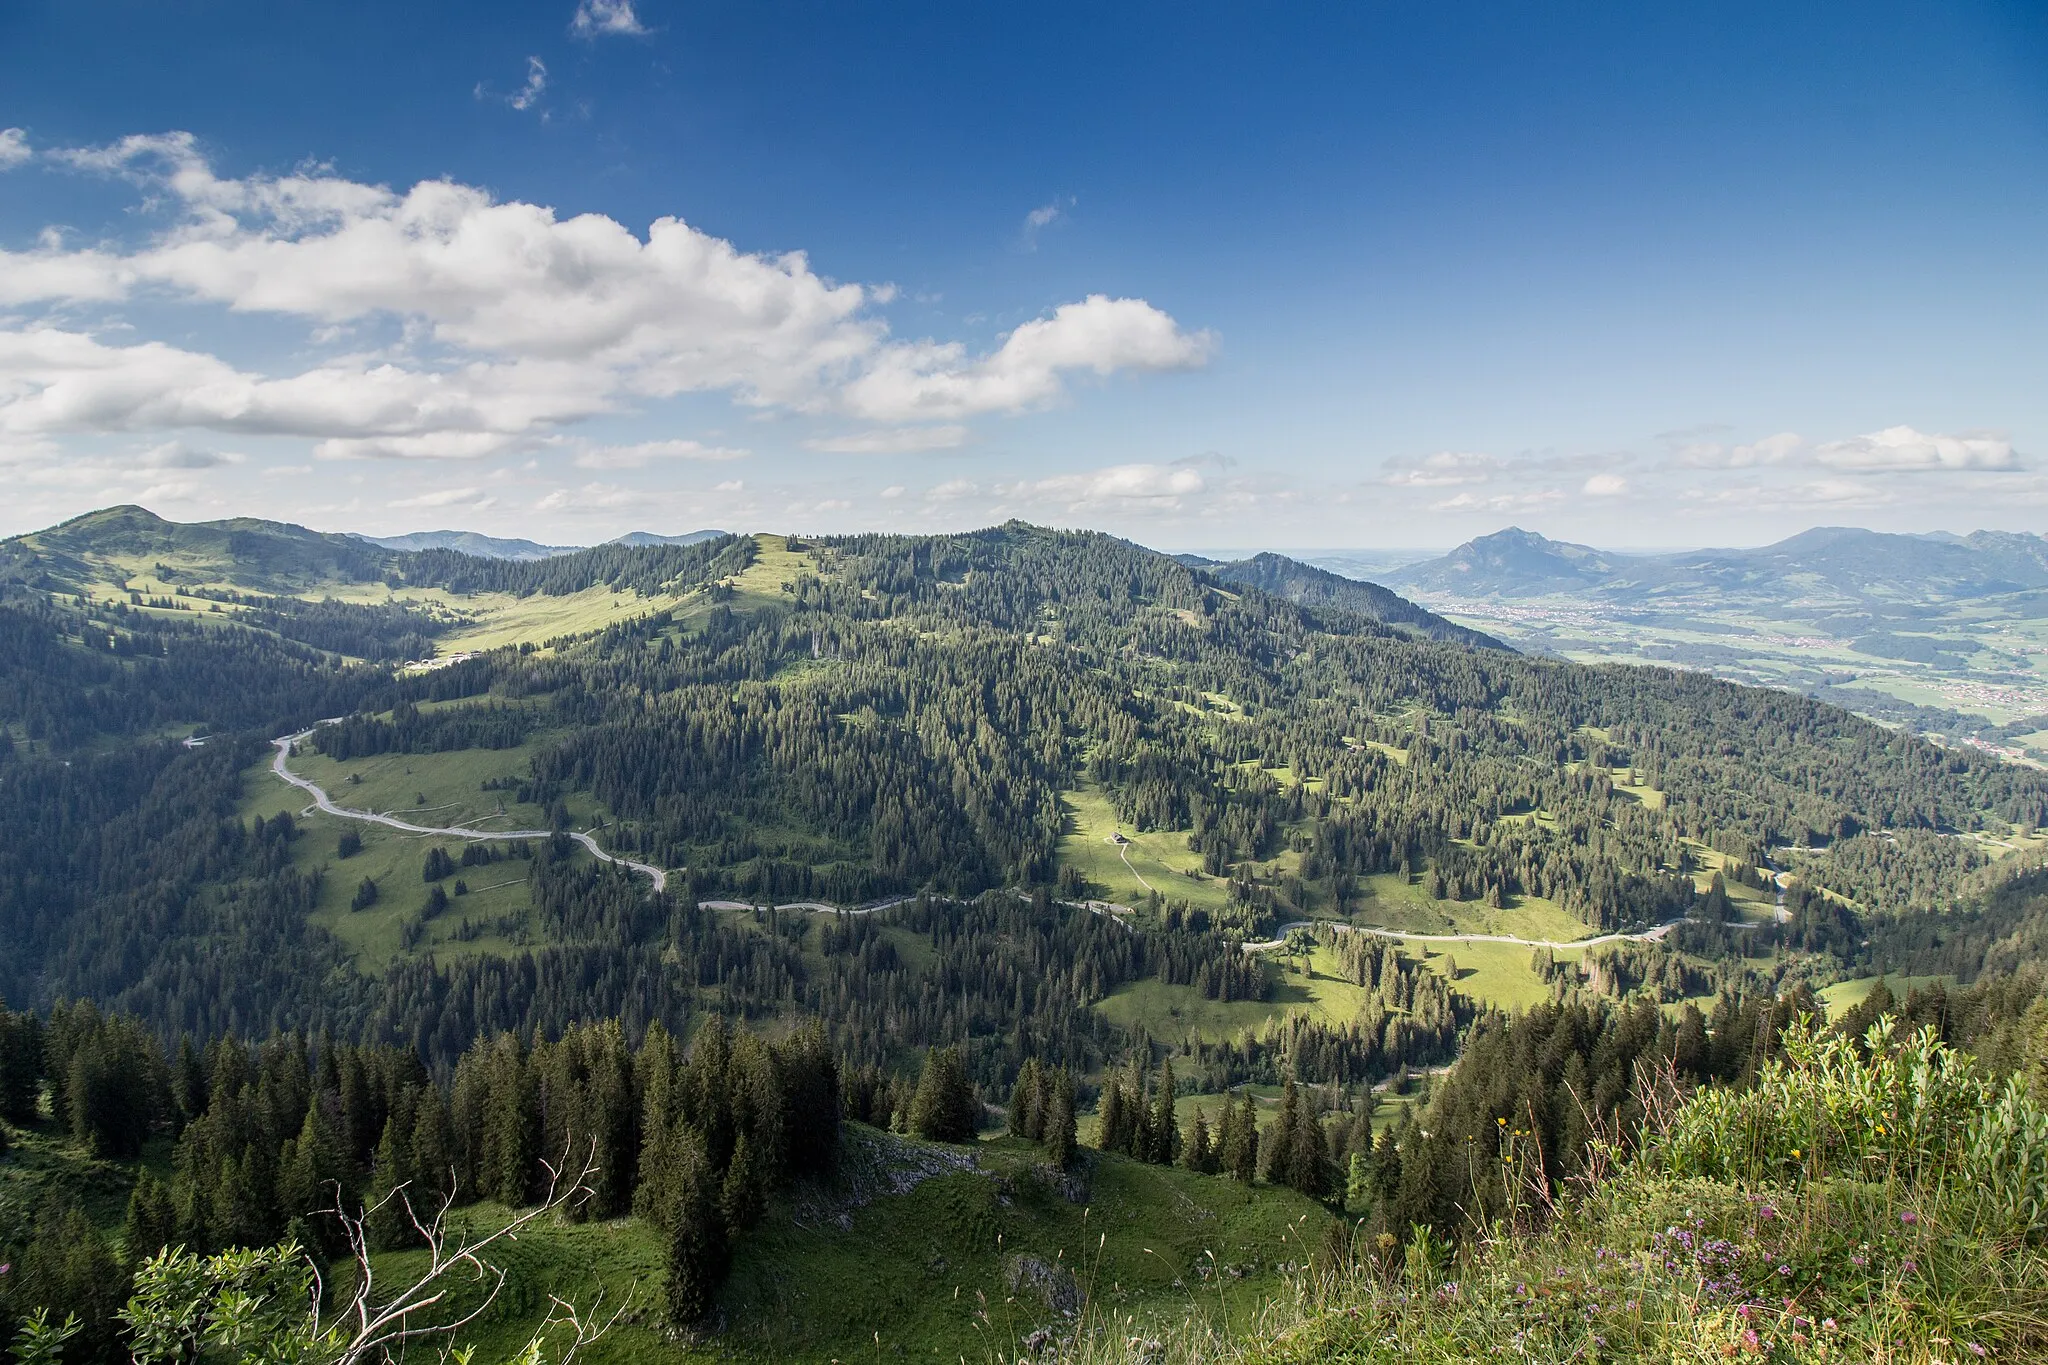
[3,509,2045,1050]
[1191,551,1508,649]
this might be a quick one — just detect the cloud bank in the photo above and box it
[0,132,1212,467]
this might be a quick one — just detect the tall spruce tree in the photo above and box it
[1008,1058,1045,1140]
[1227,1092,1259,1182]
[663,1135,728,1328]
[908,1046,978,1143]
[1148,1059,1179,1165]
[1182,1106,1216,1174]
[1043,1067,1077,1169]
[123,1170,179,1263]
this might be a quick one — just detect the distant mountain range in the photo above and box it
[1385,526,2048,608]
[1177,551,1508,650]
[351,530,581,560]
[354,528,728,559]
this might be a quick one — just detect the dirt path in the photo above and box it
[1114,836,1158,894]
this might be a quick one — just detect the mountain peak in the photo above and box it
[1388,528,1621,597]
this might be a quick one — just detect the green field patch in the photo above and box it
[1345,873,1589,942]
[237,740,625,968]
[276,733,570,831]
[312,818,544,967]
[1094,942,1374,1043]
[1056,782,1235,913]
[434,584,688,653]
[668,534,817,634]
[1411,938,1583,1012]
[1818,974,1956,1020]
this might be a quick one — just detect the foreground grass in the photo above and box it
[1028,1024,2048,1365]
[360,1129,1327,1364]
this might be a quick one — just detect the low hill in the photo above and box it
[13,504,392,593]
[1196,551,1509,649]
[609,529,730,548]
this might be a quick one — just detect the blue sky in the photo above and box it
[1,0,2043,549]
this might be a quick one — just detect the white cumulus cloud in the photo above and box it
[1581,473,1628,497]
[0,134,1211,462]
[535,482,637,511]
[571,0,649,37]
[390,486,495,509]
[841,296,1214,422]
[1384,450,1502,487]
[574,438,748,469]
[999,461,1207,511]
[1674,432,1803,469]
[0,129,30,171]
[1020,197,1072,250]
[804,425,970,454]
[1814,425,2017,473]
[1430,489,1567,514]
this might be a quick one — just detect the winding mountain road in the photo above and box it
[270,726,669,892]
[1242,917,1684,954]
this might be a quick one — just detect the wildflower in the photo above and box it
[1758,1205,1777,1221]
[1790,1147,1802,1158]
[1823,1319,1837,1332]
[1900,1211,1918,1226]
[1777,1265,1792,1277]
[1968,1344,1988,1357]
[1901,1259,1918,1275]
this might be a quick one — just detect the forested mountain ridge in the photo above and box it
[2,510,2044,1067]
[1179,550,1507,649]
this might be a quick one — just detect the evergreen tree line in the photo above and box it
[0,1006,840,1355]
[390,531,752,600]
[310,698,538,761]
[1355,990,1814,1242]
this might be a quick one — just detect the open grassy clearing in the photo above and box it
[431,584,686,652]
[1093,935,1572,1040]
[314,817,542,966]
[359,1130,1326,1365]
[1414,937,1582,1011]
[237,740,639,967]
[1341,872,1590,941]
[62,531,815,660]
[669,533,817,633]
[1057,782,1237,914]
[1817,973,1957,1019]
[238,753,548,966]
[1095,943,1370,1043]
[277,735,571,829]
